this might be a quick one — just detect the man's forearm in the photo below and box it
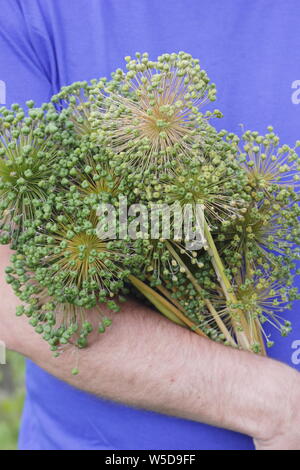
[1,245,299,445]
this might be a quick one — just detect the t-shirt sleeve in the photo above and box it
[0,0,52,107]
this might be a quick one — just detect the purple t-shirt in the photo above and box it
[1,0,300,450]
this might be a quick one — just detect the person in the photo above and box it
[0,0,300,451]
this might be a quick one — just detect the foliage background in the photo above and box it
[0,351,25,450]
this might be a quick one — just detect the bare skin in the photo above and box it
[1,245,299,450]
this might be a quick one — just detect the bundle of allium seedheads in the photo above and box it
[1,52,300,372]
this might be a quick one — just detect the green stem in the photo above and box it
[165,241,237,347]
[254,319,267,356]
[244,248,267,356]
[128,275,208,338]
[202,218,251,350]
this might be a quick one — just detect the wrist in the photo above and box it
[254,364,300,443]
[1,319,20,352]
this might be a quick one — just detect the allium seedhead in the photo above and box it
[237,276,298,346]
[158,133,247,226]
[52,81,98,136]
[90,52,219,173]
[71,138,130,203]
[0,103,70,242]
[8,208,141,350]
[239,129,300,191]
[26,211,133,296]
[219,132,300,275]
[220,200,300,272]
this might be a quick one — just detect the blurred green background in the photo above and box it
[0,351,25,450]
